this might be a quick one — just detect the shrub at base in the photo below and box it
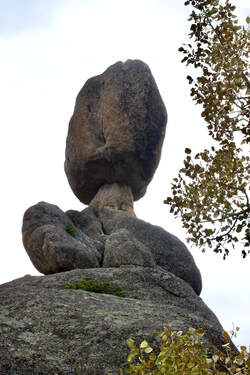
[114,324,249,375]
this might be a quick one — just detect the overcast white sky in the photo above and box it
[0,0,249,348]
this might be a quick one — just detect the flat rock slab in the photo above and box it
[0,267,236,375]
[65,59,167,204]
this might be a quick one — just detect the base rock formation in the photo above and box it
[0,267,237,375]
[22,201,202,296]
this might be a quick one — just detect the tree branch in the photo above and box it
[208,19,250,91]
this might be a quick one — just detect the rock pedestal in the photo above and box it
[89,183,136,217]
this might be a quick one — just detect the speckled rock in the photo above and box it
[64,59,167,205]
[97,208,202,295]
[0,267,237,375]
[22,202,202,295]
[103,229,156,267]
[22,202,101,274]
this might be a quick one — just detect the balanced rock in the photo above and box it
[22,201,202,295]
[0,267,237,375]
[65,59,167,209]
[15,59,237,375]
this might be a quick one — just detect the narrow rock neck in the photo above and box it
[89,183,136,217]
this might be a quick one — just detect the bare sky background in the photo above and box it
[0,0,249,347]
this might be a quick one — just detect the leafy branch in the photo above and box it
[165,0,249,258]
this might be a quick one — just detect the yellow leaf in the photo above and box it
[145,346,153,354]
[126,338,136,349]
[149,353,156,361]
[188,327,196,334]
[127,353,135,362]
[212,354,219,363]
[225,357,231,364]
[196,328,204,336]
[140,340,149,349]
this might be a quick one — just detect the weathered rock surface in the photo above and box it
[97,208,202,295]
[103,229,156,268]
[64,59,167,205]
[0,267,236,375]
[22,202,101,274]
[22,202,202,295]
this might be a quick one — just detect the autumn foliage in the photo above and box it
[120,324,249,375]
[165,0,250,258]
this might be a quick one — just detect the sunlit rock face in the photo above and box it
[64,59,167,207]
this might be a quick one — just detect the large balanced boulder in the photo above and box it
[0,267,236,375]
[64,59,167,206]
[22,201,202,295]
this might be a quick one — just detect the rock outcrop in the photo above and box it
[22,201,202,295]
[0,267,237,375]
[64,59,167,207]
[6,59,235,375]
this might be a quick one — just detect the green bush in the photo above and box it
[64,223,77,236]
[118,324,249,375]
[64,279,127,297]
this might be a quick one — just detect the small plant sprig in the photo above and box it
[64,223,77,237]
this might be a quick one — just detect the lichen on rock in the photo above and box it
[0,267,237,375]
